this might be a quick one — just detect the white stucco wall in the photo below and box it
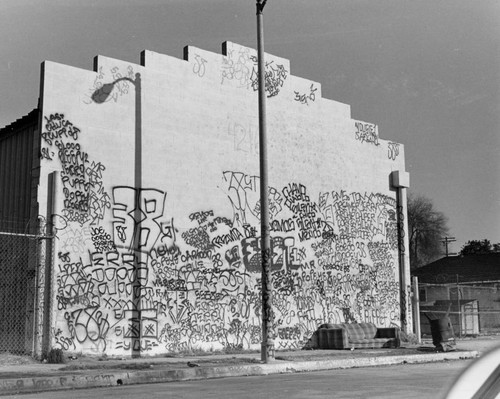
[38,42,409,356]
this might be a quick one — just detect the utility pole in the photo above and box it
[412,276,421,344]
[92,74,143,357]
[256,0,275,363]
[456,274,462,338]
[441,236,456,256]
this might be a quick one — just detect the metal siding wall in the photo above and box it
[0,112,37,232]
[20,125,34,222]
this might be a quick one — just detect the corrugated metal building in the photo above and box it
[0,108,39,233]
[0,109,41,354]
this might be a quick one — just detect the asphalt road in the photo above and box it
[3,360,472,399]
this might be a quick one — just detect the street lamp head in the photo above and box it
[257,0,268,13]
[91,83,116,104]
[91,75,139,104]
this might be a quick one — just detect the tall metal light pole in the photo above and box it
[256,0,274,363]
[92,74,143,358]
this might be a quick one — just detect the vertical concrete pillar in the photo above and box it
[40,171,58,356]
[391,170,412,335]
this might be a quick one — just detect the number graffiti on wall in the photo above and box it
[228,122,259,155]
[192,54,207,78]
[294,84,317,106]
[387,142,400,160]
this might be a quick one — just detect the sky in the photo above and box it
[0,0,498,254]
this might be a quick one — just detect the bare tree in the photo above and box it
[407,193,449,269]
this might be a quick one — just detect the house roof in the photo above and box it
[412,253,500,284]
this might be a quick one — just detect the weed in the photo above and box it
[400,332,419,345]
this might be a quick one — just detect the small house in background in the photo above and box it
[413,253,500,336]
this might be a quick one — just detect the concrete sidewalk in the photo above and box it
[1,337,498,396]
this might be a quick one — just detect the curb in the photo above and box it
[0,351,479,396]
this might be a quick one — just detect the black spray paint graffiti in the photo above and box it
[221,46,255,88]
[50,166,404,353]
[388,142,400,160]
[56,251,97,311]
[89,250,147,296]
[282,183,332,242]
[250,58,288,98]
[112,186,175,254]
[41,113,111,225]
[220,46,288,98]
[193,54,207,77]
[294,84,317,105]
[65,306,110,351]
[41,113,81,148]
[53,328,75,351]
[223,171,284,227]
[354,121,379,146]
[91,227,116,253]
[396,205,406,255]
[222,171,260,226]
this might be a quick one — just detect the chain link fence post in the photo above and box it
[0,214,55,359]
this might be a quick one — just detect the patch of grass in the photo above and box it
[0,351,38,366]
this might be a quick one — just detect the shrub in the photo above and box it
[46,348,65,364]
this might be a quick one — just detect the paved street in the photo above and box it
[3,359,472,399]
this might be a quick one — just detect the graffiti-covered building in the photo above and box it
[0,42,411,357]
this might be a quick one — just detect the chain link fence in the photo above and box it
[418,281,500,337]
[0,218,49,355]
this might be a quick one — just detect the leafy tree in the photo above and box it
[407,193,449,269]
[460,239,497,255]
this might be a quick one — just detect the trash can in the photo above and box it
[429,316,456,352]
